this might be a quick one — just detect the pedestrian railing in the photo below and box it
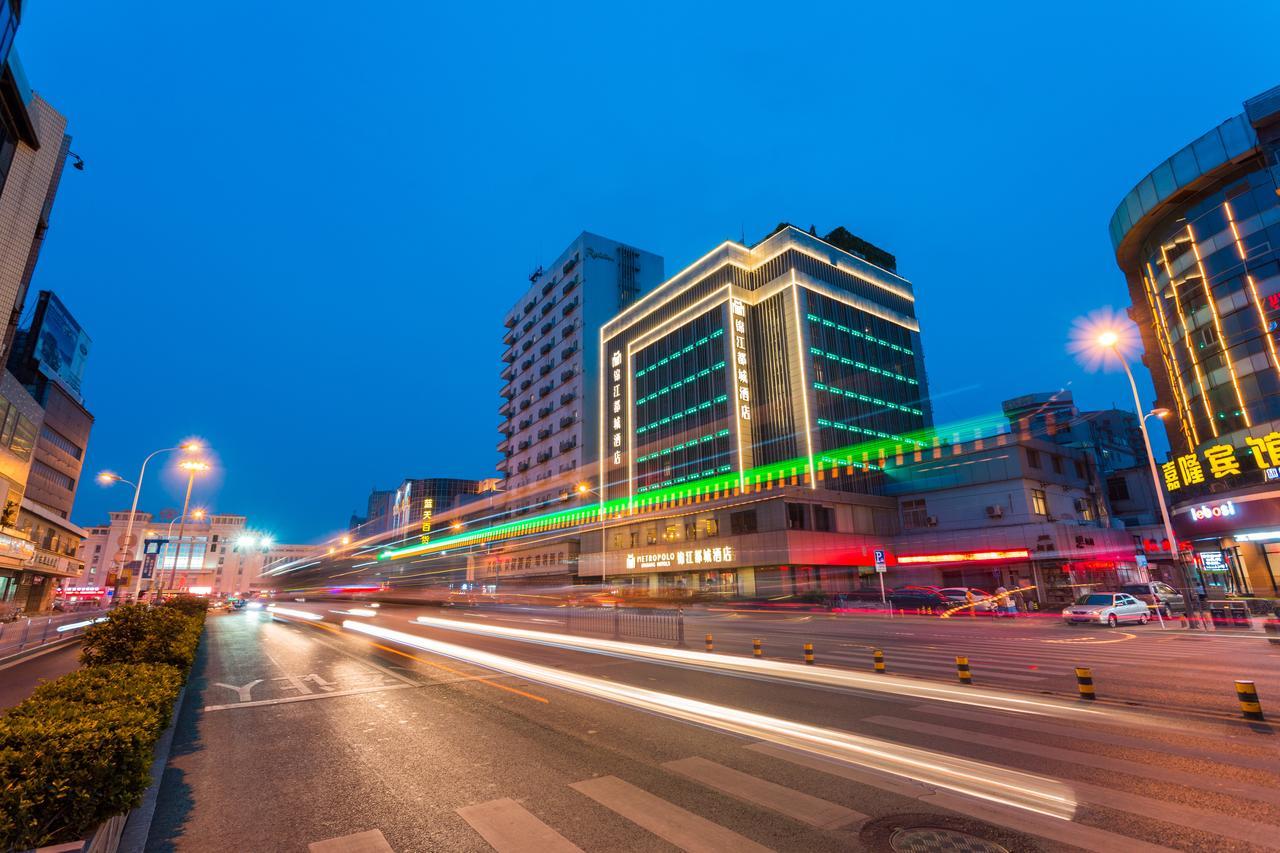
[565,606,684,644]
[0,610,109,662]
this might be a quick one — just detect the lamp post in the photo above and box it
[97,441,203,603]
[577,483,610,588]
[160,460,210,599]
[234,533,273,598]
[1096,332,1202,628]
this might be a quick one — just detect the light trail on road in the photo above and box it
[341,619,1078,820]
[408,614,1167,726]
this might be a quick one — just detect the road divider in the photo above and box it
[804,642,815,665]
[873,649,885,673]
[342,619,1077,820]
[1236,680,1264,721]
[1075,667,1096,700]
[956,655,972,684]
[406,614,1165,726]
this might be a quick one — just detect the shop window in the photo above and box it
[1032,488,1048,517]
[684,522,697,540]
[663,525,678,542]
[729,510,757,535]
[704,517,719,537]
[813,506,833,532]
[901,498,928,529]
[786,503,808,530]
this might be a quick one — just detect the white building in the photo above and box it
[72,510,320,599]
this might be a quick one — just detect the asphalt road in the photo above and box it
[147,603,1280,852]
[0,640,81,708]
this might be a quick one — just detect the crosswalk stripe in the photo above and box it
[860,715,1280,809]
[907,704,1280,772]
[456,798,584,853]
[663,756,866,829]
[745,743,1173,853]
[570,776,773,853]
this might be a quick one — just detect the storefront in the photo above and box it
[1172,491,1280,598]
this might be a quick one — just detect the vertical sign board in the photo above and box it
[874,549,887,573]
[610,349,624,468]
[729,298,752,478]
[421,497,434,544]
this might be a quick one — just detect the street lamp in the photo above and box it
[576,482,610,587]
[1093,331,1202,628]
[160,459,210,598]
[98,441,204,602]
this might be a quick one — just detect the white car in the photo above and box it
[1062,592,1151,627]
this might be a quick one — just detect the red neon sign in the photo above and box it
[897,549,1030,565]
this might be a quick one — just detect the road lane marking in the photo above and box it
[746,743,1174,853]
[860,715,1280,808]
[204,683,415,712]
[308,828,394,853]
[212,679,262,702]
[1045,632,1137,644]
[570,776,773,852]
[663,756,866,829]
[456,798,584,852]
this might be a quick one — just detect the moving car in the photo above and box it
[1062,592,1151,627]
[888,586,948,613]
[937,587,996,612]
[1119,582,1185,616]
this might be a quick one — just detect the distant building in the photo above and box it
[388,478,489,539]
[349,488,394,535]
[499,233,663,502]
[1002,391,1144,474]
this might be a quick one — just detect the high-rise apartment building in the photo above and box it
[499,233,663,498]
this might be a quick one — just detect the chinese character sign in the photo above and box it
[1162,430,1280,491]
[729,299,751,424]
[610,350,624,468]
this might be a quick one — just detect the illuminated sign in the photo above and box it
[1189,501,1236,521]
[729,299,751,425]
[1235,530,1280,542]
[610,350,623,466]
[420,497,434,544]
[624,546,735,571]
[898,549,1030,565]
[0,533,35,561]
[1162,429,1280,491]
[1198,551,1228,572]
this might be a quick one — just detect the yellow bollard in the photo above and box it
[1074,666,1096,700]
[804,642,815,665]
[705,633,714,653]
[955,655,972,684]
[752,637,762,657]
[1236,680,1264,721]
[873,648,885,673]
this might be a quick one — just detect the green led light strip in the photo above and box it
[816,417,926,448]
[638,462,734,493]
[636,394,729,434]
[634,328,725,379]
[810,347,918,385]
[812,382,924,416]
[635,428,732,463]
[636,361,726,406]
[377,412,1014,563]
[806,313,912,355]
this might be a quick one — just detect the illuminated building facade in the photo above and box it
[1113,84,1280,595]
[388,478,487,539]
[499,233,663,500]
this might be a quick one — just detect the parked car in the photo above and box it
[1119,582,1185,616]
[1062,592,1152,627]
[888,586,948,613]
[937,587,996,612]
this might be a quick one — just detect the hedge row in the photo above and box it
[0,598,207,850]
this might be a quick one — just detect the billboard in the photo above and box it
[28,291,91,400]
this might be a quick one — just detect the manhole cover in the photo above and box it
[890,827,1011,852]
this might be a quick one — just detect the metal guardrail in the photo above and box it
[564,606,685,644]
[0,609,109,662]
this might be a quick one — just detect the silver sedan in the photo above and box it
[1062,592,1151,627]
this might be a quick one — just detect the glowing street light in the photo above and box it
[1075,315,1201,628]
[98,441,206,602]
[576,481,610,587]
[162,458,212,598]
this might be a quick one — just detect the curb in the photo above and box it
[116,681,189,852]
[0,636,81,672]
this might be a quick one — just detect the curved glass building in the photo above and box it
[1113,85,1280,595]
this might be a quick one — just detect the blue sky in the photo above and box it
[16,2,1279,542]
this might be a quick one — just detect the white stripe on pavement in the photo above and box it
[663,756,866,829]
[860,715,1280,809]
[570,776,773,853]
[456,798,584,853]
[746,743,1173,853]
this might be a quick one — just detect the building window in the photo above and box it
[1032,488,1048,517]
[684,521,697,540]
[663,525,678,542]
[704,518,719,537]
[1107,476,1131,502]
[1051,455,1063,475]
[1074,460,1085,479]
[1026,449,1041,469]
[729,510,757,535]
[629,531,639,547]
[646,527,657,545]
[39,425,83,460]
[813,506,833,532]
[785,503,808,530]
[612,533,622,549]
[901,498,928,529]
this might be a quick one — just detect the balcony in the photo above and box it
[559,415,575,429]
[562,277,578,296]
[504,312,518,329]
[540,321,554,336]
[541,279,556,297]
[521,358,533,372]
[561,299,579,318]
[520,378,532,391]
[560,368,575,382]
[560,392,577,406]
[502,348,517,364]
[539,363,553,376]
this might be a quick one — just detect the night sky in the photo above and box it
[16,2,1278,543]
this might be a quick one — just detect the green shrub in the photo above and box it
[0,665,183,849]
[80,605,203,670]
[160,595,210,619]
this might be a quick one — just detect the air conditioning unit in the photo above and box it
[985,505,1004,519]
[1073,498,1089,512]
[926,515,939,527]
